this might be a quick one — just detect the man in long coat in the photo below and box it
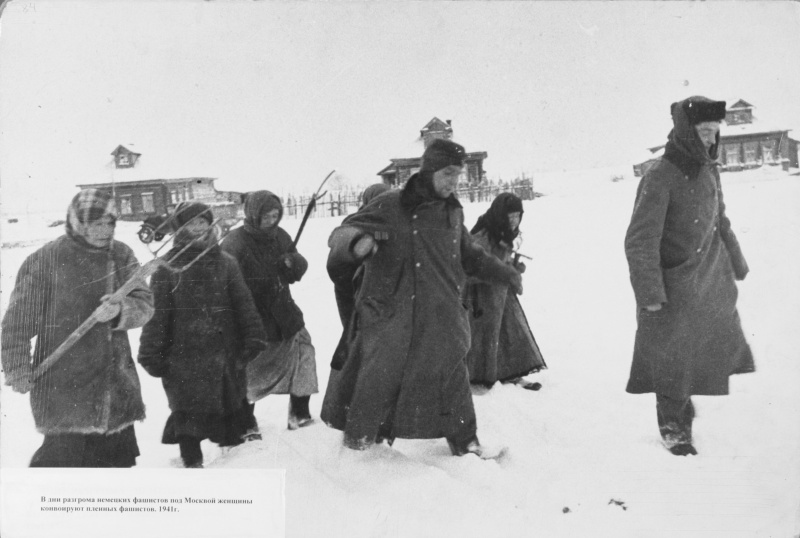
[321,139,522,458]
[624,96,754,456]
[1,189,154,467]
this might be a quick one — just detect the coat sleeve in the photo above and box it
[624,172,670,307]
[461,224,518,285]
[1,250,47,385]
[113,246,155,332]
[715,174,749,280]
[224,254,268,363]
[137,267,174,378]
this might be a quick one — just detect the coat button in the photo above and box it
[694,219,699,224]
[411,294,415,300]
[451,254,456,258]
[696,248,702,253]
[413,230,418,235]
[413,215,418,219]
[416,262,421,267]
[713,226,717,231]
[452,239,457,243]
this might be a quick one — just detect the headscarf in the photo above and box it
[243,190,283,238]
[471,192,523,246]
[172,201,214,248]
[65,189,118,250]
[360,183,391,209]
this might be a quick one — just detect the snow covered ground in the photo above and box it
[2,166,799,537]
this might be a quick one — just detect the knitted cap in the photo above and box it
[419,138,466,175]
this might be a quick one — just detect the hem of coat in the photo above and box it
[35,418,142,436]
[471,367,545,387]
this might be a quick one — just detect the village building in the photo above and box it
[77,144,243,221]
[377,118,488,186]
[634,99,799,177]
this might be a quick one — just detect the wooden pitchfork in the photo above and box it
[31,214,241,381]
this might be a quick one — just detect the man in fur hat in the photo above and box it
[1,189,154,467]
[625,96,754,456]
[321,138,522,459]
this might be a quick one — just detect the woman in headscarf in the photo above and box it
[465,193,546,390]
[222,191,319,435]
[1,189,154,467]
[138,202,266,467]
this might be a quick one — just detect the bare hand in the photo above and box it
[644,303,662,312]
[352,235,377,259]
[95,294,122,323]
[509,273,523,295]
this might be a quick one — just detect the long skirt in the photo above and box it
[468,293,547,386]
[247,327,319,401]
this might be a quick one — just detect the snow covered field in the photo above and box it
[2,167,799,537]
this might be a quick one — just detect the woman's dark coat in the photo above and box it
[321,174,519,445]
[465,229,546,385]
[624,96,754,399]
[221,191,308,343]
[138,246,267,416]
[1,236,153,435]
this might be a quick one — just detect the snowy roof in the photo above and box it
[728,99,754,110]
[721,119,791,138]
[95,143,222,184]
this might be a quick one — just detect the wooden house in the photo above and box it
[377,118,488,186]
[77,145,243,221]
[634,99,799,176]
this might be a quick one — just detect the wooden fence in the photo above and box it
[282,183,538,220]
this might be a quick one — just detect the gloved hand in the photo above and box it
[7,370,33,394]
[514,261,527,274]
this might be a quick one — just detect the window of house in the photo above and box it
[744,142,758,164]
[120,196,132,215]
[117,154,130,167]
[761,140,776,162]
[725,144,741,165]
[141,192,155,213]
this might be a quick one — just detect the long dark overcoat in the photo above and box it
[464,230,546,385]
[321,175,518,444]
[1,236,153,435]
[138,246,266,416]
[624,98,754,399]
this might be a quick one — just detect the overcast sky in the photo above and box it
[1,0,799,214]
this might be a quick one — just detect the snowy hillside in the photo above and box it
[2,167,799,537]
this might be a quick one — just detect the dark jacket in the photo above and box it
[138,246,267,415]
[1,235,153,435]
[464,229,546,385]
[624,97,754,398]
[222,194,308,342]
[321,173,520,443]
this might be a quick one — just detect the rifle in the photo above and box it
[292,170,335,250]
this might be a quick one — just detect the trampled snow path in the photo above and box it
[2,167,799,537]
